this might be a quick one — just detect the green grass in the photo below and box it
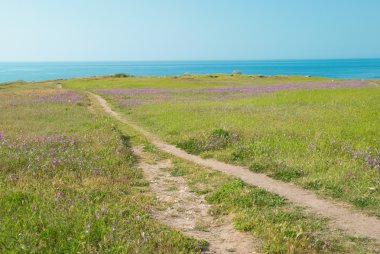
[93,79,380,217]
[2,75,379,253]
[0,85,206,253]
[142,144,379,253]
[62,74,329,90]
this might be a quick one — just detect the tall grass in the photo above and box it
[99,79,380,216]
[0,86,206,253]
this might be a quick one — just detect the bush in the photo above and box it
[249,163,266,173]
[113,73,129,78]
[177,138,204,155]
[177,129,240,155]
[269,164,305,182]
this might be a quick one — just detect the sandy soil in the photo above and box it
[133,146,259,253]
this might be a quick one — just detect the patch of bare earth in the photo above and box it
[133,146,259,254]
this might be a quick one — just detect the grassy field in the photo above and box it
[140,141,379,253]
[1,75,379,253]
[132,88,379,215]
[64,75,380,216]
[63,74,328,90]
[0,84,207,253]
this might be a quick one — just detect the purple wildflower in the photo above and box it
[38,90,83,104]
[97,88,173,95]
[54,191,64,202]
[84,224,91,234]
[91,169,100,175]
[195,80,369,94]
[323,240,331,249]
[51,158,58,168]
[9,174,19,181]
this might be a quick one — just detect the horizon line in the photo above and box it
[1,57,380,63]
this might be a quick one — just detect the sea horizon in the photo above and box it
[2,57,380,64]
[1,58,380,83]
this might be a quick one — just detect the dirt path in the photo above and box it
[133,146,259,254]
[90,92,380,244]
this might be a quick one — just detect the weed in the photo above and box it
[177,129,240,155]
[170,166,188,177]
[352,196,374,208]
[249,162,266,173]
[270,165,306,182]
[177,138,204,155]
[0,87,205,253]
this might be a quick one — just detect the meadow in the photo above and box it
[64,74,380,216]
[0,83,207,253]
[0,74,379,253]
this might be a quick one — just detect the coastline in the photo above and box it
[1,59,380,83]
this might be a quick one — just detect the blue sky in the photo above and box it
[1,0,379,61]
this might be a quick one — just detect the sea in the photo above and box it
[1,59,380,83]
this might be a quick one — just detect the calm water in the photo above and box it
[1,59,380,83]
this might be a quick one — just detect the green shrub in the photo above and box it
[113,73,129,78]
[249,163,266,173]
[270,165,306,182]
[177,138,204,155]
[177,129,240,155]
[170,166,188,177]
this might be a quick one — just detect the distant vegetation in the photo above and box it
[113,73,130,78]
